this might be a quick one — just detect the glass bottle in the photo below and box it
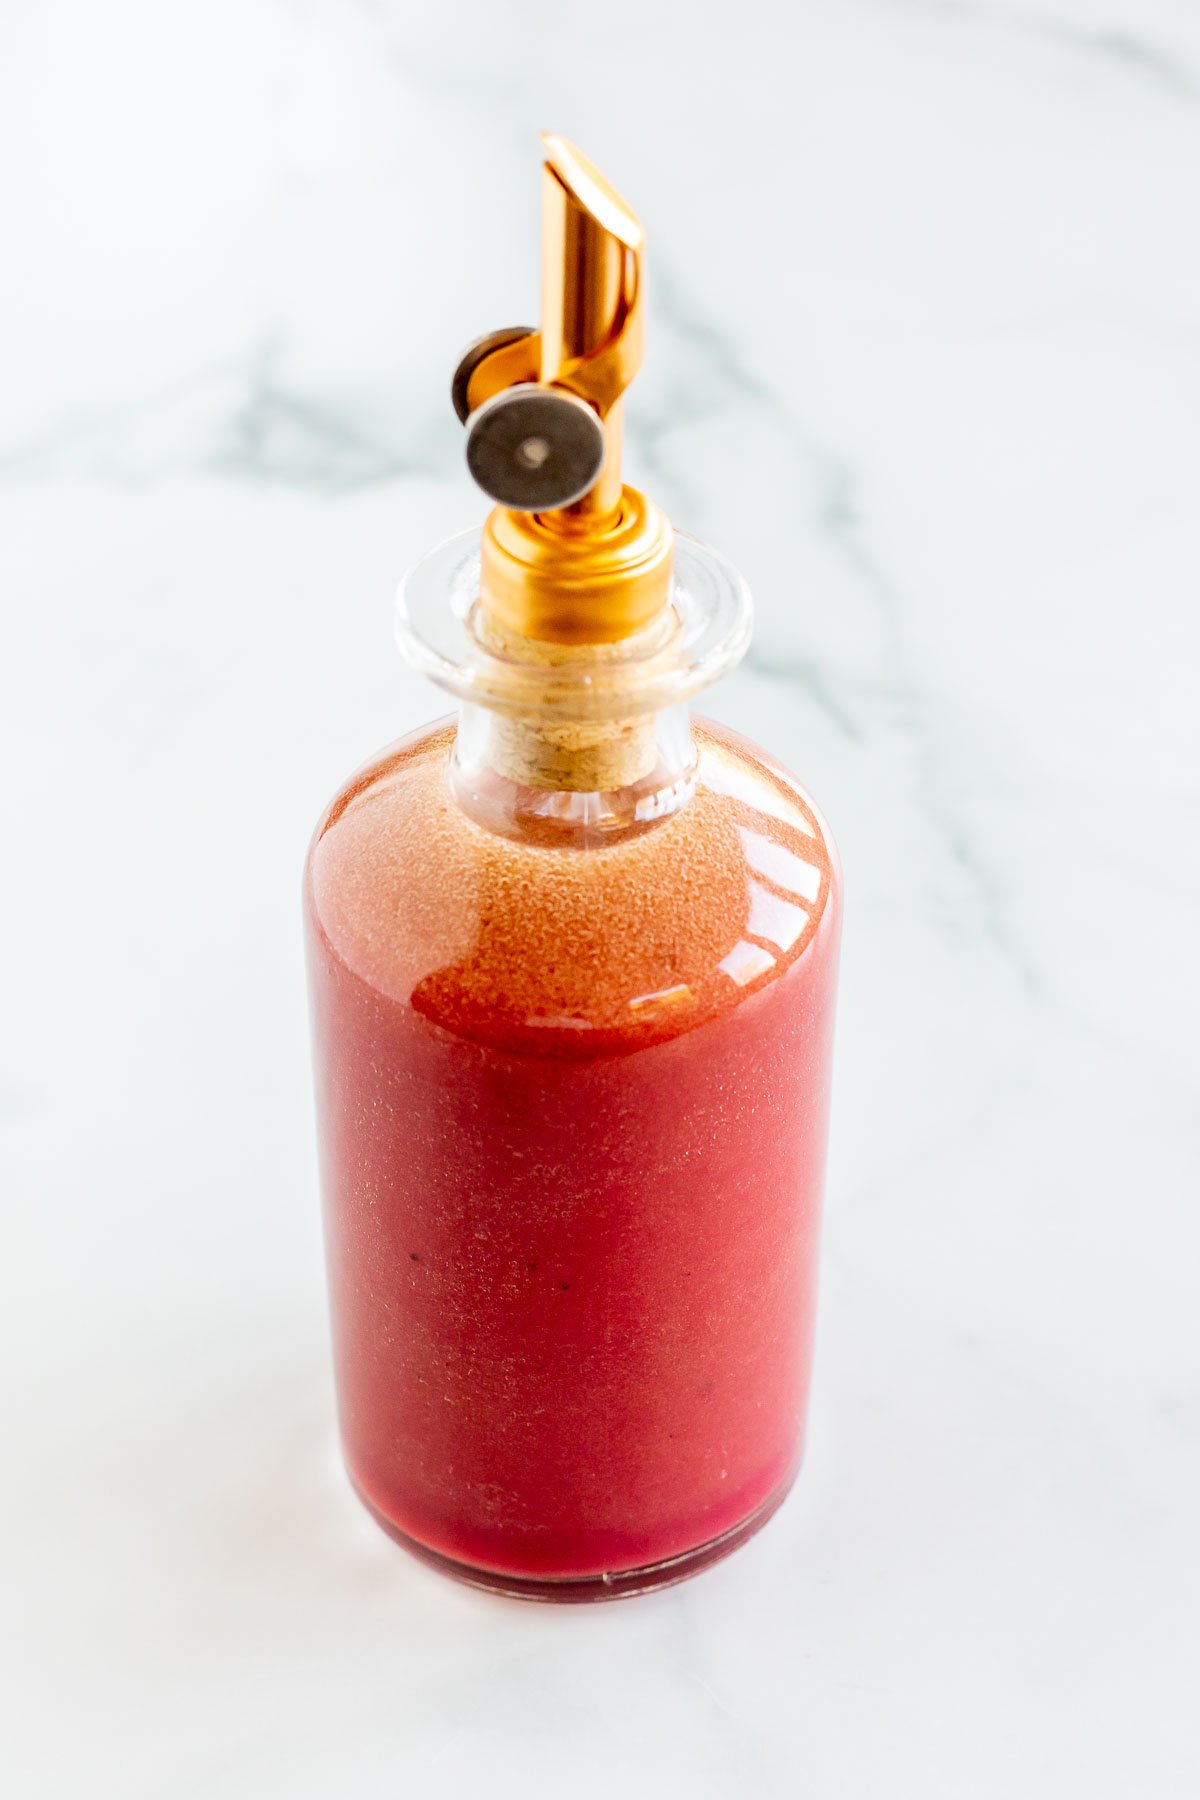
[304,137,841,1599]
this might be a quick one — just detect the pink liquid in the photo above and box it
[305,718,840,1588]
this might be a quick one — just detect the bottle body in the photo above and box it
[305,713,840,1596]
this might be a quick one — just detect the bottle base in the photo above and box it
[350,1472,797,1603]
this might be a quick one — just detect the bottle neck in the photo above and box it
[451,698,696,847]
[395,529,754,830]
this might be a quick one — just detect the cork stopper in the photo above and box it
[474,608,676,791]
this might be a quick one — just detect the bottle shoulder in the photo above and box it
[305,714,840,1057]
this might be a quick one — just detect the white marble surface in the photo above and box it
[3,0,1199,1793]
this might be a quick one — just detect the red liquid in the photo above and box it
[305,718,840,1591]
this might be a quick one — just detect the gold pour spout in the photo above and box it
[451,134,673,645]
[539,133,642,522]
